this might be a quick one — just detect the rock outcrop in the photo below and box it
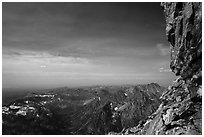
[2,2,201,135]
[119,2,202,135]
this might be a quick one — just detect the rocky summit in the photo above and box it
[110,2,201,135]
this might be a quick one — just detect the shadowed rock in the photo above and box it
[121,2,202,135]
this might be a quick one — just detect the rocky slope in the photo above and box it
[112,2,202,135]
[2,83,164,135]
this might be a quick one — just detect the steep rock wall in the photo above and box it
[116,2,202,135]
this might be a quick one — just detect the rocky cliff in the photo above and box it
[111,2,202,135]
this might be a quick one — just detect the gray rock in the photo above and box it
[121,2,202,135]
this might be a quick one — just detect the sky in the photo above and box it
[2,2,176,89]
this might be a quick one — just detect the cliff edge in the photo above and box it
[112,2,202,135]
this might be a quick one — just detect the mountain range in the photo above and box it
[2,83,165,135]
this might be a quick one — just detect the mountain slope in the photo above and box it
[2,83,165,135]
[115,2,202,135]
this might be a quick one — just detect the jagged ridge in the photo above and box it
[115,2,202,135]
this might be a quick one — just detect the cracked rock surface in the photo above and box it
[110,2,202,135]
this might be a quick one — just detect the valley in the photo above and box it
[2,83,165,135]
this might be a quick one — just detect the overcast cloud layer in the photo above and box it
[3,2,176,88]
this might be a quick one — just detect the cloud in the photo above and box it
[159,67,172,73]
[40,65,47,68]
[3,49,90,65]
[156,43,170,56]
[2,3,177,88]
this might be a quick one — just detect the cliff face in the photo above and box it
[117,2,202,135]
[165,3,202,79]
